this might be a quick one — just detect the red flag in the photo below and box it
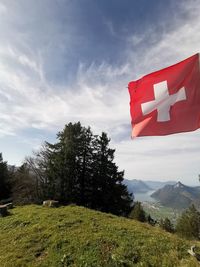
[128,54,200,137]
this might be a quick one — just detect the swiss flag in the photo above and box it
[128,54,200,137]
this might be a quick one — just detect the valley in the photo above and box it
[124,179,200,222]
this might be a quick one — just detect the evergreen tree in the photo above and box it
[160,217,174,233]
[129,201,146,222]
[26,122,132,215]
[176,205,200,239]
[0,153,10,200]
[91,132,132,215]
[147,214,156,226]
[42,122,94,204]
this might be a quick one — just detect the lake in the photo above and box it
[133,190,156,202]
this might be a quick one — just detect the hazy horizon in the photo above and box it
[125,177,200,187]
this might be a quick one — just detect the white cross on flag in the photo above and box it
[128,54,200,137]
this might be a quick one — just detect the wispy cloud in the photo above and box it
[0,0,199,183]
[126,0,200,78]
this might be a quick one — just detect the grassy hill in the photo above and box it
[0,205,199,267]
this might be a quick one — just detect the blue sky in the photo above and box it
[0,0,200,185]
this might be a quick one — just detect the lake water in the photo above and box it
[134,190,156,202]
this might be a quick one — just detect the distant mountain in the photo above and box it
[123,179,177,194]
[144,180,176,190]
[151,181,200,209]
[123,179,152,194]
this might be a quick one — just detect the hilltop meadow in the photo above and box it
[0,205,200,267]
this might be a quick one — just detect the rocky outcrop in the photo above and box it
[43,200,59,207]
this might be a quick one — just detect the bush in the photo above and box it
[129,201,146,222]
[176,205,200,239]
[160,217,174,233]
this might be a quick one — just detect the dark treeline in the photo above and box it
[0,153,12,201]
[0,122,133,216]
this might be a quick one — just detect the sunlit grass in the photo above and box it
[0,205,199,266]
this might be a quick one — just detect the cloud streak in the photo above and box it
[0,0,199,184]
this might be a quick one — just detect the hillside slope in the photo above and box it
[0,205,199,267]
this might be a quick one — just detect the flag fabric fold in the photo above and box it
[128,54,200,137]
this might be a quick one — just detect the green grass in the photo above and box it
[0,205,199,267]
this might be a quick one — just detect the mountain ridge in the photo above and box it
[123,179,176,194]
[123,179,152,193]
[151,181,200,209]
